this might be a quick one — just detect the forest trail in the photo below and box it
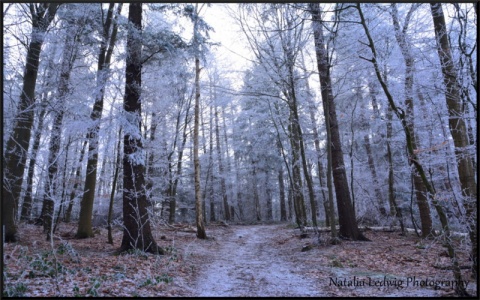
[192,224,324,296]
[3,223,476,297]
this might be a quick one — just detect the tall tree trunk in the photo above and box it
[430,3,477,281]
[221,106,235,220]
[20,101,47,221]
[277,141,287,222]
[193,3,207,239]
[286,54,316,227]
[357,82,386,216]
[288,117,306,227]
[307,103,329,226]
[119,2,162,254]
[300,51,328,226]
[41,16,78,238]
[368,82,397,218]
[283,52,307,228]
[309,3,367,241]
[358,4,469,295]
[107,129,122,245]
[54,136,72,234]
[146,112,157,206]
[214,102,230,221]
[168,97,193,224]
[270,103,293,223]
[234,151,245,221]
[385,103,404,232]
[77,3,122,238]
[96,106,116,199]
[64,140,88,223]
[252,164,262,222]
[363,134,386,215]
[265,170,273,221]
[208,105,216,222]
[391,3,433,238]
[3,3,59,242]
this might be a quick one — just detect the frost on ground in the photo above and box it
[192,225,322,296]
[3,223,477,297]
[188,224,477,297]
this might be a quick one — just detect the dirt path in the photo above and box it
[192,224,324,297]
[4,223,476,297]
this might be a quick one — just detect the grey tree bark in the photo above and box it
[358,4,469,295]
[193,4,207,239]
[3,3,59,242]
[430,2,477,281]
[309,3,367,241]
[41,14,79,238]
[77,3,122,238]
[390,3,433,237]
[119,2,163,254]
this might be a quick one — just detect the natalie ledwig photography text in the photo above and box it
[329,276,470,289]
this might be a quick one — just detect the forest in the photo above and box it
[2,3,477,297]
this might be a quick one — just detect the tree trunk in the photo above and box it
[221,106,235,221]
[208,104,216,222]
[77,3,122,239]
[3,3,59,243]
[107,130,122,245]
[277,141,287,222]
[300,51,328,226]
[358,4,469,295]
[271,106,293,223]
[64,140,88,223]
[41,16,78,238]
[54,136,72,234]
[119,2,162,254]
[265,171,273,221]
[193,3,207,239]
[356,80,385,216]
[363,135,386,214]
[214,102,230,221]
[168,96,192,224]
[252,164,262,222]
[234,151,245,221]
[391,3,433,238]
[430,2,477,281]
[310,3,367,241]
[96,106,116,199]
[386,104,404,232]
[20,101,47,221]
[307,103,329,227]
[288,117,306,227]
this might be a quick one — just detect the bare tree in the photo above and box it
[40,6,83,238]
[77,3,122,238]
[119,2,163,254]
[3,3,59,242]
[192,3,207,239]
[309,3,367,241]
[430,2,477,281]
[357,3,469,295]
[390,3,433,237]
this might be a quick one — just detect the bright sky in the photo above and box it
[202,4,253,83]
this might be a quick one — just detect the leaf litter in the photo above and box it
[3,223,477,297]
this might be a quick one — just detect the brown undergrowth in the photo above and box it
[2,222,477,297]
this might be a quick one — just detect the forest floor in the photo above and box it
[3,222,477,297]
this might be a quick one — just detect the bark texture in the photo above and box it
[77,3,122,238]
[430,2,477,281]
[120,2,163,254]
[310,3,367,241]
[391,3,433,237]
[3,3,59,242]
